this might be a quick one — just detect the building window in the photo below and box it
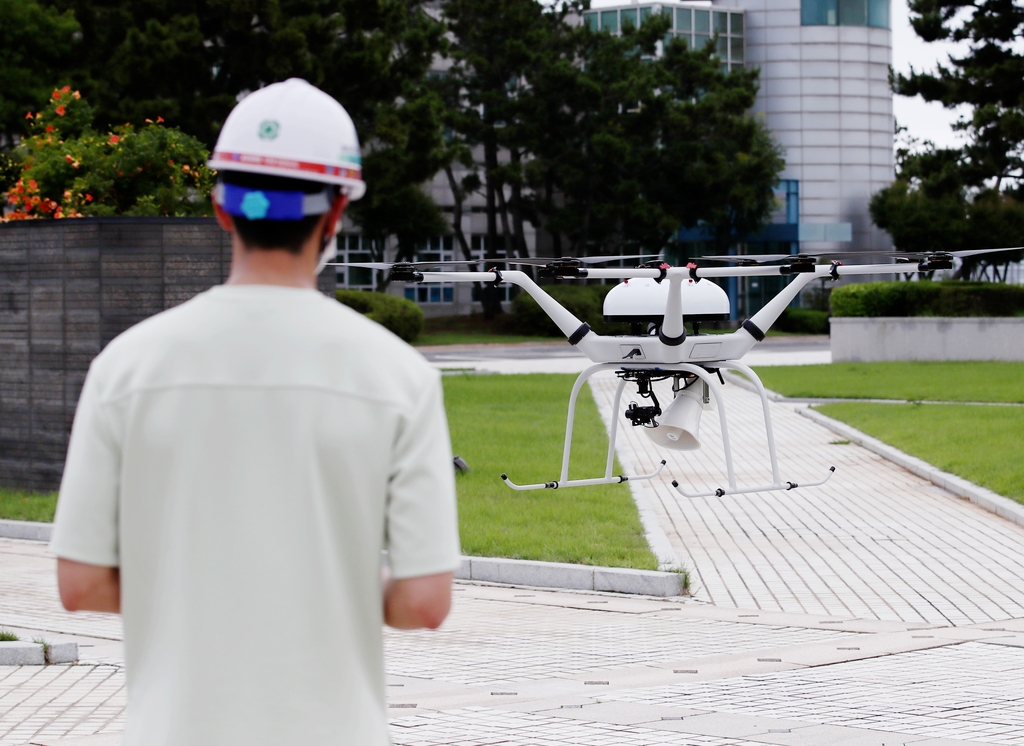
[583,11,598,31]
[601,9,619,32]
[402,236,457,304]
[802,0,889,28]
[621,8,638,29]
[336,234,380,289]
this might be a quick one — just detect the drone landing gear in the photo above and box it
[672,466,836,498]
[500,362,669,491]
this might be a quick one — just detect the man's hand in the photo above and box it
[383,571,452,630]
[57,558,121,613]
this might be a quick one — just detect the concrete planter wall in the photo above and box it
[0,218,335,491]
[830,317,1024,362]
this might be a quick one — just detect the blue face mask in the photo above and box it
[215,182,332,221]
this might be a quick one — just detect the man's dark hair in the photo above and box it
[220,170,339,254]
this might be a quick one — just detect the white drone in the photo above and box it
[333,246,1016,498]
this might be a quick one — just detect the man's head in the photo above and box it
[208,79,364,279]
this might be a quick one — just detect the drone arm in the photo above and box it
[425,270,587,340]
[746,272,819,340]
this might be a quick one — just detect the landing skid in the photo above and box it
[500,360,835,496]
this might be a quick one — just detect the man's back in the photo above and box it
[51,285,459,746]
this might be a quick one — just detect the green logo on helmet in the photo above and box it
[258,120,280,140]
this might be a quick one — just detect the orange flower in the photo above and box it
[27,180,37,190]
[72,91,81,100]
[182,164,190,173]
[157,116,164,123]
[85,194,93,202]
[61,85,70,93]
[108,134,120,145]
[55,105,66,116]
[145,118,153,124]
[45,125,54,133]
[52,90,60,100]
[24,111,33,120]
[65,154,74,163]
[63,190,72,200]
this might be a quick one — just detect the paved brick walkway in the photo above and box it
[3,342,1024,746]
[589,372,1024,626]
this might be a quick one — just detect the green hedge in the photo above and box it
[511,284,628,337]
[830,281,1024,318]
[776,307,830,334]
[335,290,424,343]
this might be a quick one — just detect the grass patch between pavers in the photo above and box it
[0,489,57,522]
[755,361,1024,403]
[816,402,1024,504]
[444,373,659,570]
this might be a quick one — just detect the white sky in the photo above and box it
[890,0,972,150]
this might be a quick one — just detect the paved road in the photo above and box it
[4,338,1024,746]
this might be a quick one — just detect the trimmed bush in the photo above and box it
[336,290,424,343]
[830,281,1024,318]
[511,284,627,337]
[776,307,830,334]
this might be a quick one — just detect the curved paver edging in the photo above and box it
[454,555,686,597]
[796,406,1024,530]
[0,519,52,542]
[0,521,686,597]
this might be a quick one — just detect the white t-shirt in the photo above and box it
[50,284,460,746]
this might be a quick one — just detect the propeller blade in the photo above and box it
[328,260,484,270]
[507,254,661,266]
[326,262,393,269]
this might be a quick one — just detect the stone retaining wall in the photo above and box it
[830,316,1024,362]
[0,218,335,491]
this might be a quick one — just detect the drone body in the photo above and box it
[332,246,1018,497]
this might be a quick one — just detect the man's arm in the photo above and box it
[383,571,452,630]
[57,558,121,613]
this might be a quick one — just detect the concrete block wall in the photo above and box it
[0,218,336,491]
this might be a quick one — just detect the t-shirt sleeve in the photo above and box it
[385,370,461,579]
[49,366,121,567]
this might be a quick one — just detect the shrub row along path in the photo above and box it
[4,336,1024,746]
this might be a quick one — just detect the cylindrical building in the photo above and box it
[714,0,894,251]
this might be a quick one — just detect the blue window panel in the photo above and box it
[621,8,638,29]
[713,11,728,34]
[583,11,598,31]
[429,286,441,303]
[694,9,710,33]
[676,8,691,31]
[601,10,618,32]
[417,287,428,303]
[730,13,744,35]
[404,288,415,300]
[641,7,652,23]
[716,36,728,57]
[839,0,867,26]
[677,32,692,48]
[443,287,454,303]
[731,37,744,62]
[802,0,837,25]
[693,33,711,49]
[868,0,889,27]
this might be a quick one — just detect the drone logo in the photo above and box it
[258,120,280,140]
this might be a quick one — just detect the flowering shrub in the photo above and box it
[3,87,214,220]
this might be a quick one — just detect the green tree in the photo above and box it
[0,0,79,146]
[877,0,1024,279]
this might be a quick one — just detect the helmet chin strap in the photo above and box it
[315,216,342,276]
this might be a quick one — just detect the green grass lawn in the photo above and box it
[0,488,57,522]
[444,373,658,569]
[817,402,1024,504]
[416,314,556,347]
[2,375,659,571]
[755,361,1024,403]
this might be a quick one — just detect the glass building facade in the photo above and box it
[583,4,746,72]
[801,0,889,28]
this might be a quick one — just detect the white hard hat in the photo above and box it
[208,78,365,200]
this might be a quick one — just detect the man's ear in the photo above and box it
[213,201,234,233]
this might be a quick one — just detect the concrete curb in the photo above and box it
[455,555,686,597]
[796,406,1024,530]
[1,522,686,597]
[0,519,52,542]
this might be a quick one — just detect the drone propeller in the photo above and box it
[506,254,662,267]
[697,246,1023,268]
[327,259,483,270]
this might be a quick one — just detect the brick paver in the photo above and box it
[589,372,1024,625]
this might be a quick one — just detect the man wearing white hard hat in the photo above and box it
[50,79,460,746]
